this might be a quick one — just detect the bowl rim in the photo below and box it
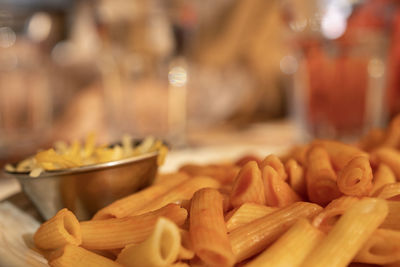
[4,151,159,179]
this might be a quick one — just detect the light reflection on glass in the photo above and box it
[168,66,187,87]
[0,27,16,48]
[280,55,298,75]
[321,10,347,39]
[368,58,385,79]
[27,12,52,42]
[289,18,307,32]
[320,0,352,39]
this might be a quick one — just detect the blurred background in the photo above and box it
[1,0,400,166]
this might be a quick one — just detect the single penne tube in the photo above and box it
[179,163,240,185]
[354,229,400,265]
[311,139,368,171]
[262,166,301,207]
[152,172,190,185]
[245,219,325,267]
[337,156,373,197]
[229,161,265,207]
[190,188,235,267]
[312,196,359,231]
[131,176,221,215]
[81,203,187,250]
[381,201,400,230]
[306,145,342,206]
[370,164,397,196]
[285,159,306,197]
[283,145,310,166]
[49,244,122,267]
[301,198,389,267]
[229,202,322,262]
[34,209,81,250]
[116,217,181,267]
[373,183,400,201]
[93,172,189,219]
[259,154,287,181]
[235,155,262,168]
[221,191,232,213]
[225,203,277,232]
[370,147,400,180]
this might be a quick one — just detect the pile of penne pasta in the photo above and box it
[33,116,400,267]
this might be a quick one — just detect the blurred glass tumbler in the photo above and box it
[292,32,388,141]
[96,0,187,145]
[0,31,52,157]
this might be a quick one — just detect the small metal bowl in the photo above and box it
[4,151,159,221]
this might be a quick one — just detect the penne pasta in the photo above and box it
[301,198,389,267]
[34,209,81,250]
[312,196,359,231]
[190,188,235,267]
[81,203,187,250]
[381,201,400,231]
[229,202,322,262]
[130,176,220,215]
[176,229,195,261]
[229,161,265,207]
[262,165,301,207]
[178,246,195,261]
[116,217,181,267]
[354,229,400,265]
[306,145,341,205]
[153,172,190,185]
[283,145,310,166]
[225,203,277,232]
[86,249,117,260]
[370,164,397,196]
[337,156,373,197]
[358,128,385,152]
[49,244,122,267]
[285,159,306,197]
[373,183,400,201]
[179,164,240,185]
[370,147,400,180]
[245,219,325,267]
[235,154,262,168]
[311,139,368,171]
[93,172,189,219]
[259,154,287,181]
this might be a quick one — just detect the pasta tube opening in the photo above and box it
[337,156,373,197]
[116,217,181,267]
[34,208,82,250]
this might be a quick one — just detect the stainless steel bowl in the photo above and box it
[4,152,159,221]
